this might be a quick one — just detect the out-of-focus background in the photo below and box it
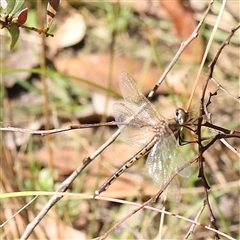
[1,1,239,239]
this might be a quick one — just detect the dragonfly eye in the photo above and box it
[175,108,189,125]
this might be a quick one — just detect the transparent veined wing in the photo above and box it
[118,72,164,124]
[115,72,165,147]
[118,72,144,104]
[146,138,180,202]
[146,131,191,202]
[113,101,156,148]
[165,178,181,202]
[163,133,191,179]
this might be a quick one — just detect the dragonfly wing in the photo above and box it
[161,132,191,178]
[115,72,166,146]
[166,178,181,202]
[118,72,143,104]
[146,141,181,202]
[113,102,155,148]
[119,72,165,124]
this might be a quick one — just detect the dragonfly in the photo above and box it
[94,72,191,202]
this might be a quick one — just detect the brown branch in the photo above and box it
[195,22,240,239]
[202,122,240,135]
[147,0,214,100]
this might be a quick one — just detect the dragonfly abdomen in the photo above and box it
[94,135,160,197]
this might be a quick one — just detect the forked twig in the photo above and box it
[196,19,240,240]
[184,200,207,239]
[210,77,240,103]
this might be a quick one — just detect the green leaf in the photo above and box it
[10,0,25,15]
[7,24,19,49]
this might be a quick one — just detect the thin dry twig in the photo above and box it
[186,0,225,111]
[95,156,198,240]
[147,0,214,100]
[0,196,38,228]
[19,130,120,239]
[93,154,235,240]
[184,200,207,240]
[0,122,118,135]
[210,77,240,103]
[195,20,240,240]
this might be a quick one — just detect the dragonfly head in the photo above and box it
[168,108,189,134]
[175,108,189,125]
